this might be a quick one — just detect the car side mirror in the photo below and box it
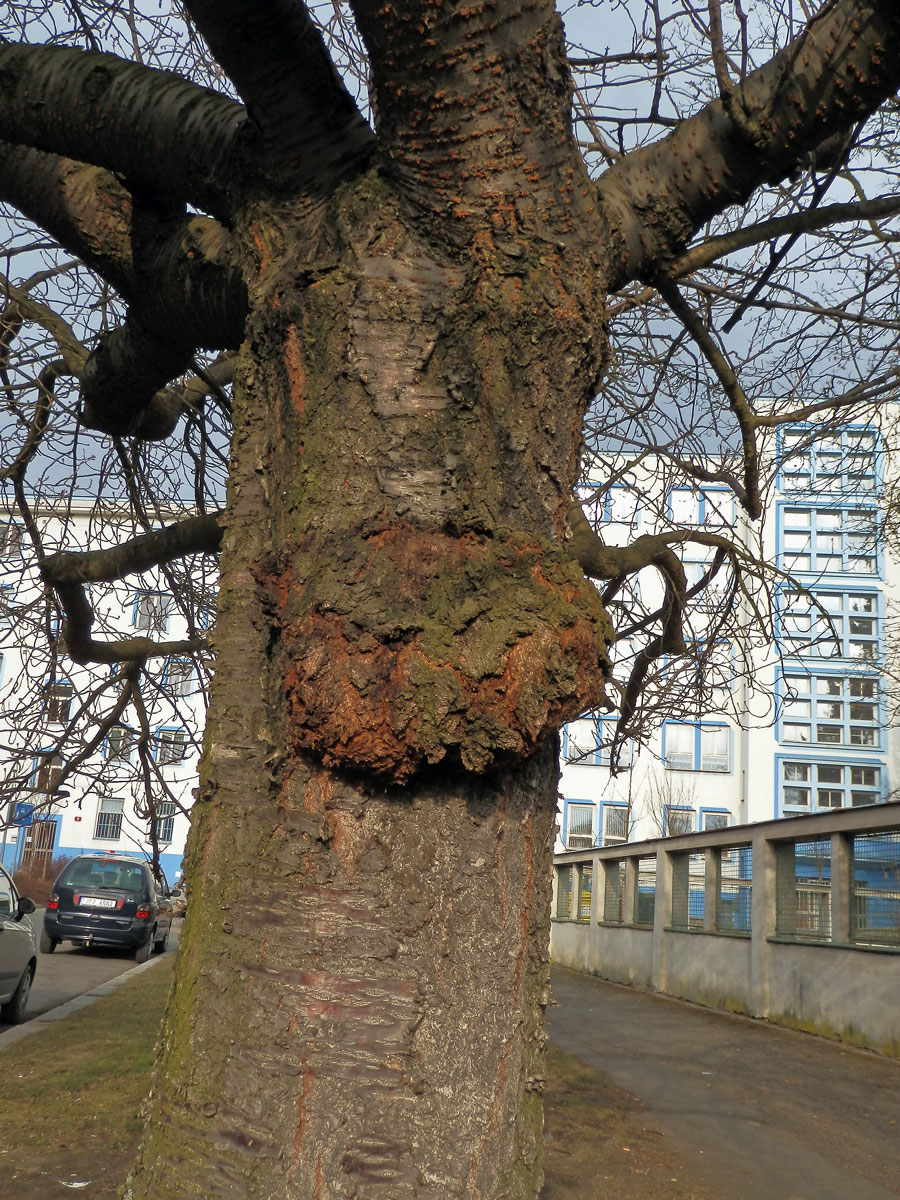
[16,896,36,919]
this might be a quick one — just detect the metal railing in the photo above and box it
[553,802,900,951]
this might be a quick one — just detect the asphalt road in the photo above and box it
[549,966,900,1200]
[0,908,181,1034]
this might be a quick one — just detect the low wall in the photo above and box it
[551,804,900,1056]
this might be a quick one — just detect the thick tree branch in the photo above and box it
[43,512,224,587]
[0,143,248,379]
[0,42,247,216]
[597,0,900,286]
[78,214,247,436]
[55,578,208,665]
[349,0,588,228]
[0,143,136,295]
[182,0,373,188]
[43,514,223,666]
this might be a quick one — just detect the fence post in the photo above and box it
[624,855,638,926]
[750,830,775,1018]
[704,846,720,933]
[653,848,673,991]
[830,832,852,945]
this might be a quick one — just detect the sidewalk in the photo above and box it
[549,966,900,1200]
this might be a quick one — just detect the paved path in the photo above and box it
[549,966,900,1200]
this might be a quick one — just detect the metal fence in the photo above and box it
[553,803,900,951]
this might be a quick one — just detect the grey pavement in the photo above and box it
[549,965,900,1200]
[0,910,181,1039]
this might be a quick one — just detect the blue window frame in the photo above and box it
[132,590,173,634]
[700,808,731,831]
[563,714,632,767]
[576,482,640,527]
[600,802,630,846]
[44,680,74,724]
[154,801,176,844]
[663,721,731,772]
[164,658,194,697]
[668,486,736,528]
[777,425,880,495]
[0,521,23,557]
[105,726,137,762]
[154,727,189,764]
[778,668,882,749]
[779,587,882,664]
[665,806,695,836]
[31,750,63,794]
[777,503,880,577]
[777,755,885,814]
[561,798,595,850]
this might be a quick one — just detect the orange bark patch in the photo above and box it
[254,525,612,783]
[283,325,306,423]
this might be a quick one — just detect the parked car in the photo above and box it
[41,854,174,963]
[0,862,37,1024]
[168,884,187,918]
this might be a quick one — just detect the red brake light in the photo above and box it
[47,894,59,910]
[135,906,150,919]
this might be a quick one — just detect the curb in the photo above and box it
[0,952,169,1051]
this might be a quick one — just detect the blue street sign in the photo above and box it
[13,802,35,827]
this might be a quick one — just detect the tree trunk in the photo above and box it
[126,166,610,1198]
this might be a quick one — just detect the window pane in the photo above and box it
[818,764,843,784]
[784,763,810,782]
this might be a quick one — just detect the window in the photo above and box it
[155,801,176,844]
[45,681,74,724]
[565,802,594,850]
[0,522,23,557]
[165,658,194,697]
[603,804,630,846]
[780,589,881,663]
[664,722,730,772]
[780,758,882,812]
[563,715,631,767]
[564,717,600,765]
[668,486,736,529]
[155,728,189,764]
[576,482,639,527]
[702,811,730,831]
[666,807,695,836]
[779,426,878,495]
[778,506,879,576]
[94,796,124,840]
[33,753,63,794]
[780,671,881,748]
[105,726,136,761]
[134,591,173,634]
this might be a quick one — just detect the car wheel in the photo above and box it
[153,925,169,954]
[0,963,33,1025]
[135,937,153,964]
[39,928,58,954]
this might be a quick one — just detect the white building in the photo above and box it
[0,498,210,885]
[558,422,900,850]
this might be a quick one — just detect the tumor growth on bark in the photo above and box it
[2,1,900,1196]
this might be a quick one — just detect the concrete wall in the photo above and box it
[551,804,900,1056]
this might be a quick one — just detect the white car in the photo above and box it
[0,863,37,1025]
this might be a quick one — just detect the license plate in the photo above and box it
[77,896,118,908]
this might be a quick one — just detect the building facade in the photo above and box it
[0,499,208,884]
[558,423,900,851]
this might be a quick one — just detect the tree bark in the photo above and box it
[125,152,611,1197]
